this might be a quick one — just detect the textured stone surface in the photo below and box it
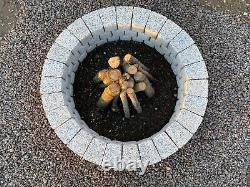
[83,137,107,165]
[182,95,208,116]
[46,42,77,66]
[152,132,178,159]
[168,30,195,57]
[180,61,209,80]
[41,92,67,112]
[122,143,141,163]
[156,19,182,47]
[55,29,83,55]
[42,59,67,79]
[102,142,122,169]
[54,118,82,144]
[182,79,209,97]
[46,106,73,129]
[132,7,151,33]
[98,6,117,31]
[82,9,104,35]
[165,121,193,148]
[173,109,203,133]
[145,11,167,39]
[138,139,161,165]
[67,129,94,156]
[67,18,92,44]
[116,6,133,30]
[40,77,65,94]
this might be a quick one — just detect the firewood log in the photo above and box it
[108,56,121,69]
[120,90,130,118]
[127,88,142,113]
[134,72,155,98]
[123,53,150,71]
[97,83,120,109]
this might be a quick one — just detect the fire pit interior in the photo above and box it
[74,41,177,141]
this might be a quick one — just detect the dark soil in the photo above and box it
[73,41,177,142]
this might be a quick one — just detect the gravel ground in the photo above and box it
[0,0,249,186]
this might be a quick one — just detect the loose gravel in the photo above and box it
[0,0,249,186]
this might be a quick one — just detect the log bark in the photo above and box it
[120,90,130,118]
[138,66,156,81]
[122,63,138,75]
[123,54,150,71]
[97,83,120,109]
[127,88,142,113]
[93,69,108,83]
[134,72,155,98]
[111,96,119,112]
[134,82,146,92]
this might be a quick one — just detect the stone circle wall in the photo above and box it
[40,6,208,169]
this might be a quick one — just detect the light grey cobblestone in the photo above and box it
[54,118,82,144]
[182,95,208,116]
[40,77,65,94]
[174,109,203,133]
[46,43,77,66]
[168,30,195,57]
[132,7,151,33]
[42,59,67,79]
[182,79,208,97]
[152,132,178,159]
[83,137,107,165]
[67,18,92,44]
[179,61,208,80]
[47,106,73,129]
[55,29,83,55]
[156,19,182,47]
[102,142,122,170]
[165,121,193,148]
[138,139,161,165]
[145,11,167,39]
[82,10,104,35]
[41,92,67,112]
[67,129,94,156]
[98,6,117,32]
[116,6,133,30]
[122,143,141,163]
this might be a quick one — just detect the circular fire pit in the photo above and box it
[40,6,208,170]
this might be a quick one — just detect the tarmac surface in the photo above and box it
[0,0,249,186]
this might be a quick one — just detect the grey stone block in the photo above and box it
[136,32,150,42]
[67,129,94,156]
[42,59,67,79]
[122,143,141,163]
[145,11,167,39]
[55,29,83,55]
[99,31,112,40]
[174,44,203,69]
[47,43,77,66]
[102,142,122,170]
[165,121,193,148]
[40,77,65,94]
[41,92,67,112]
[116,6,133,30]
[174,109,203,133]
[78,51,87,63]
[54,118,82,144]
[82,9,104,35]
[182,95,208,116]
[47,106,73,129]
[168,30,195,57]
[67,18,92,44]
[152,132,178,159]
[138,139,161,165]
[83,137,107,165]
[183,79,208,97]
[156,19,182,47]
[98,6,117,31]
[179,61,208,80]
[132,7,151,32]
